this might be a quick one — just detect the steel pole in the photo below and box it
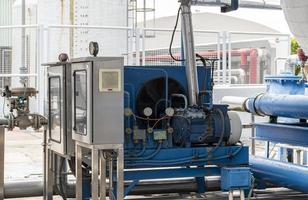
[0,126,4,200]
[180,0,199,105]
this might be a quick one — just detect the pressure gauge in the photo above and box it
[165,107,175,117]
[124,108,133,117]
[89,41,99,57]
[143,107,153,117]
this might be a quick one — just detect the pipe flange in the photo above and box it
[253,93,266,116]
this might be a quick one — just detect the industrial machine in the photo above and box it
[42,0,252,200]
[44,54,250,200]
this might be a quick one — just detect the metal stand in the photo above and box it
[228,190,245,200]
[0,126,5,200]
[44,146,55,200]
[75,141,124,200]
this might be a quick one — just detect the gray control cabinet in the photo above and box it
[45,62,74,156]
[71,57,124,145]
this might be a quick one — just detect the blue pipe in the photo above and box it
[245,94,308,119]
[250,156,308,193]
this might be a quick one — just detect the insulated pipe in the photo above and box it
[180,0,199,105]
[3,178,220,198]
[245,94,308,119]
[250,156,308,193]
[221,96,247,111]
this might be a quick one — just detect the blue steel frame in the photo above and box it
[123,146,249,196]
[255,123,308,147]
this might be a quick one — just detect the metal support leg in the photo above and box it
[43,128,47,200]
[76,144,83,200]
[100,151,106,200]
[264,142,270,158]
[0,126,4,200]
[296,150,301,164]
[92,148,99,200]
[46,149,54,200]
[303,151,308,165]
[240,190,245,200]
[117,148,124,200]
[228,190,234,200]
[279,147,286,162]
[251,114,255,156]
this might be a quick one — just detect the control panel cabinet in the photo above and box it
[71,57,124,145]
[45,62,74,156]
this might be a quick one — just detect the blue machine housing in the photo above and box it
[121,65,249,196]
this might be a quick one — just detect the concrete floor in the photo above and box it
[5,129,43,180]
[6,189,308,200]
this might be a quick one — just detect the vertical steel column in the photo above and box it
[117,147,124,200]
[279,147,287,162]
[180,0,199,105]
[135,29,140,66]
[46,149,54,200]
[296,150,301,165]
[222,31,227,84]
[251,114,255,155]
[227,32,232,84]
[240,190,245,200]
[303,151,308,165]
[75,144,83,200]
[100,151,106,199]
[91,148,99,200]
[43,128,47,200]
[264,142,270,158]
[141,29,146,66]
[228,190,234,200]
[217,32,221,84]
[0,126,4,200]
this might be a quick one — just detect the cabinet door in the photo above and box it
[73,69,87,136]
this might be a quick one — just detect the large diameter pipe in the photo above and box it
[181,0,199,105]
[4,178,220,198]
[245,94,308,119]
[250,156,308,193]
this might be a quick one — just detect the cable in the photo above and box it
[133,114,167,121]
[169,6,185,62]
[126,142,244,166]
[126,143,162,161]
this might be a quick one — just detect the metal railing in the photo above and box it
[0,24,290,115]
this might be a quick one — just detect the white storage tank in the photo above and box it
[0,0,13,47]
[12,0,128,65]
[36,0,128,60]
[281,0,308,53]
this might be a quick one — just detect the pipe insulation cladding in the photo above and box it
[250,156,308,193]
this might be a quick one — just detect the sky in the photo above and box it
[152,0,291,34]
